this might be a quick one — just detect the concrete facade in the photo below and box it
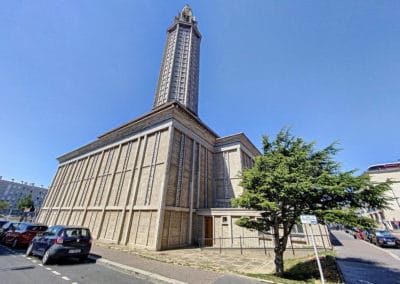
[154,5,201,116]
[366,162,400,230]
[0,177,47,211]
[37,103,260,250]
[37,5,329,251]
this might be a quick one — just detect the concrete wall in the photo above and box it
[38,126,171,249]
[213,144,255,208]
[160,128,214,249]
[368,169,400,229]
[37,106,261,251]
[196,210,331,250]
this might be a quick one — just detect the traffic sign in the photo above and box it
[300,214,318,224]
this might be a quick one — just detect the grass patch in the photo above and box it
[246,251,342,284]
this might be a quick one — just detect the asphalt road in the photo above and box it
[332,230,400,284]
[0,244,153,284]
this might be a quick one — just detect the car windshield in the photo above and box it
[376,230,393,237]
[44,226,59,236]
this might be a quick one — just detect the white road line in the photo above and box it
[62,276,70,280]
[72,282,79,284]
[52,271,61,275]
[46,267,52,271]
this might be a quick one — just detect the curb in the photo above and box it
[332,257,346,284]
[88,254,187,284]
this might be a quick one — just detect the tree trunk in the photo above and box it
[273,221,291,277]
[274,245,285,277]
[273,221,285,277]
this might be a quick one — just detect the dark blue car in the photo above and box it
[370,230,398,247]
[26,225,92,264]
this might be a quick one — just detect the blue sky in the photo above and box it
[1,1,399,187]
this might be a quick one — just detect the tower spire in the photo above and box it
[153,5,201,116]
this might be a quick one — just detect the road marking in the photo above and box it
[3,247,79,284]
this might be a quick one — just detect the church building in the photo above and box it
[37,6,261,250]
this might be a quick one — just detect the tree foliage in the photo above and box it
[16,194,35,211]
[232,127,391,276]
[0,200,9,211]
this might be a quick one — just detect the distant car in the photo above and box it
[26,225,92,265]
[353,228,366,240]
[370,230,398,247]
[0,221,20,243]
[3,222,48,248]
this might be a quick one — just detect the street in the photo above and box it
[3,231,400,284]
[332,230,400,284]
[0,244,153,284]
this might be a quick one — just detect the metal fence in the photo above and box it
[198,233,332,255]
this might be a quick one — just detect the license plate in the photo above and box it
[68,249,81,253]
[387,242,395,245]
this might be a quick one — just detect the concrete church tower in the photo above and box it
[154,5,201,115]
[37,6,260,251]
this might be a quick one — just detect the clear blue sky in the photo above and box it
[1,1,399,187]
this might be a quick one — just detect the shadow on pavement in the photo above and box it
[88,253,102,260]
[53,256,98,266]
[0,244,26,256]
[337,256,400,283]
[329,231,343,246]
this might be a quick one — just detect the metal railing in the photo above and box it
[198,233,332,255]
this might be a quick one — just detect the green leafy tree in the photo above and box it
[0,200,9,210]
[232,128,390,277]
[16,194,35,211]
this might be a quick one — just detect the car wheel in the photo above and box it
[42,250,51,265]
[26,243,33,256]
[11,239,18,248]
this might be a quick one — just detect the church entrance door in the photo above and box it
[204,217,213,246]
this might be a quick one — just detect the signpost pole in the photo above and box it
[309,223,325,284]
[300,215,325,284]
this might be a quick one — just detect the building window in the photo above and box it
[291,224,305,235]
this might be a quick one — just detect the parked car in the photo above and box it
[364,230,373,242]
[3,222,48,248]
[26,225,92,265]
[369,230,398,247]
[0,220,8,228]
[0,221,20,243]
[353,228,366,240]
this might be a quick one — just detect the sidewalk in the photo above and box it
[88,242,281,284]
